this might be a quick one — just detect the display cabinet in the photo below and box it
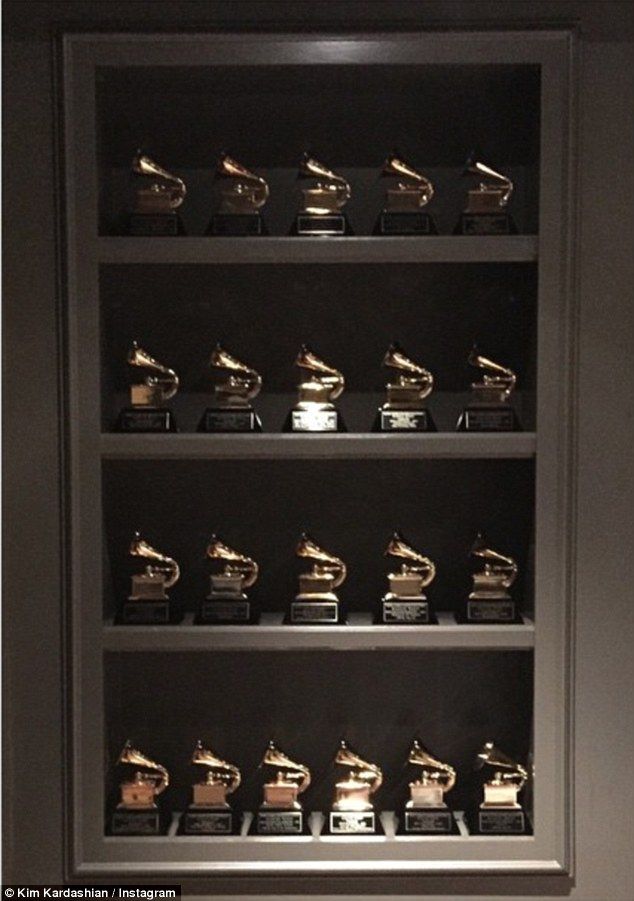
[63,31,574,878]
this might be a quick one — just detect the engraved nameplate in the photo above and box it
[200,600,250,623]
[380,410,430,432]
[404,809,452,834]
[209,213,263,236]
[291,410,338,432]
[111,809,160,835]
[200,409,258,433]
[379,212,435,235]
[329,811,376,834]
[467,599,515,622]
[257,810,303,834]
[479,808,525,834]
[463,408,516,431]
[129,213,179,236]
[121,601,170,625]
[296,214,346,236]
[459,213,512,236]
[290,601,339,624]
[184,809,233,835]
[118,408,174,433]
[382,600,430,624]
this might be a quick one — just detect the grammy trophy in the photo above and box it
[199,343,262,432]
[253,741,311,834]
[200,534,259,624]
[456,346,520,431]
[377,343,435,431]
[328,741,383,834]
[375,152,436,235]
[401,740,456,834]
[129,150,186,236]
[110,741,169,835]
[117,342,179,432]
[455,157,516,235]
[289,532,347,624]
[381,531,437,624]
[121,532,180,624]
[208,152,269,236]
[473,742,529,834]
[183,740,241,834]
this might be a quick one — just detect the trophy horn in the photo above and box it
[215,152,269,207]
[463,156,513,205]
[206,534,259,589]
[385,531,436,588]
[130,531,181,589]
[117,740,170,793]
[408,739,456,792]
[297,153,351,203]
[476,742,528,788]
[261,740,311,794]
[191,740,241,794]
[335,740,383,794]
[467,346,516,396]
[381,152,434,203]
[210,343,262,400]
[470,533,518,587]
[296,531,347,589]
[131,151,187,209]
[295,345,345,400]
[127,342,180,400]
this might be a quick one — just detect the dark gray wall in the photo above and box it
[3,2,634,899]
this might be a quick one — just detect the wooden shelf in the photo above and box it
[97,236,538,265]
[100,432,537,460]
[103,611,535,652]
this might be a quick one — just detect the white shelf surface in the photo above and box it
[103,611,535,652]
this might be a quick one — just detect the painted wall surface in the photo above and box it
[3,3,634,899]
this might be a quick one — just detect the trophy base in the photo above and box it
[110,808,163,835]
[380,599,435,625]
[250,809,308,835]
[465,598,518,624]
[376,408,436,432]
[198,408,262,433]
[207,213,268,236]
[198,598,256,625]
[120,600,170,625]
[472,806,529,835]
[374,211,437,235]
[327,810,382,835]
[286,409,346,433]
[456,406,520,432]
[290,213,353,237]
[117,407,177,433]
[128,212,185,237]
[182,807,238,835]
[399,808,457,835]
[288,600,342,625]
[454,212,516,235]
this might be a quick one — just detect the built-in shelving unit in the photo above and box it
[64,30,574,882]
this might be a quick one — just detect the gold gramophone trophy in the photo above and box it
[291,153,352,236]
[288,345,346,432]
[111,741,169,835]
[328,740,383,834]
[199,344,262,432]
[456,346,520,431]
[381,531,437,624]
[402,740,456,834]
[289,532,347,624]
[183,740,241,835]
[117,342,179,432]
[129,150,186,235]
[253,741,311,834]
[474,742,529,834]
[377,343,435,432]
[455,157,515,235]
[467,533,519,623]
[200,534,259,624]
[208,152,269,236]
[121,532,180,624]
[375,152,436,235]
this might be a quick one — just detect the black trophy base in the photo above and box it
[454,213,516,235]
[327,810,382,835]
[287,600,342,625]
[290,213,353,237]
[375,408,436,432]
[117,407,177,433]
[120,600,170,625]
[285,409,346,433]
[399,807,458,835]
[182,807,238,835]
[380,599,435,625]
[250,809,309,836]
[374,211,437,235]
[129,212,185,237]
[110,808,163,836]
[207,213,267,236]
[198,408,262,433]
[471,806,529,835]
[456,406,520,432]
[198,598,256,625]
[465,598,518,624]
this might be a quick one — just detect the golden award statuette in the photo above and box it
[402,740,456,834]
[208,152,269,236]
[122,532,180,625]
[467,533,519,624]
[129,150,186,236]
[291,153,352,236]
[200,534,259,624]
[117,342,179,433]
[199,343,263,433]
[329,740,383,835]
[183,740,241,835]
[375,152,437,235]
[377,343,435,432]
[455,157,515,235]
[289,532,347,625]
[456,346,520,431]
[254,741,311,835]
[474,742,529,834]
[111,741,169,835]
[288,345,345,432]
[381,531,437,624]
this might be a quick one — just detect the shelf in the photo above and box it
[100,432,537,460]
[97,236,538,265]
[103,611,535,652]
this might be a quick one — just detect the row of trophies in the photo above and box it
[121,530,520,626]
[118,342,520,434]
[111,739,529,837]
[129,150,517,236]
